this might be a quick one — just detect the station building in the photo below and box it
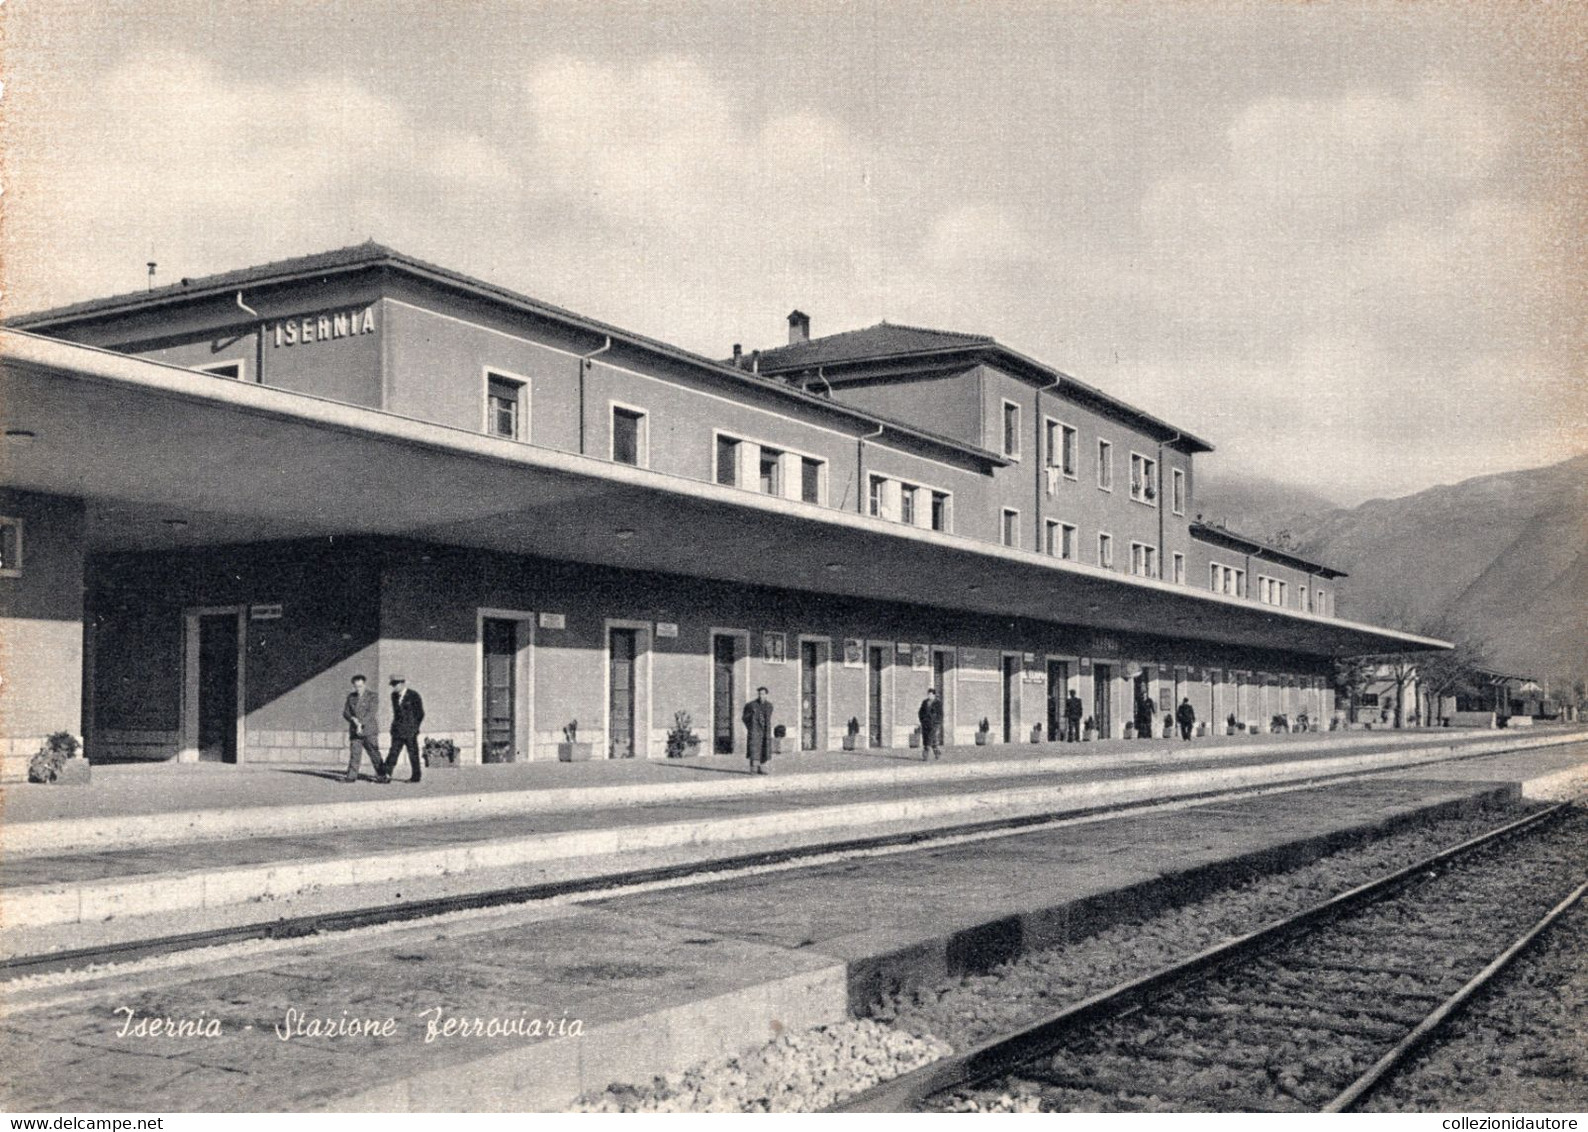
[0,244,1444,778]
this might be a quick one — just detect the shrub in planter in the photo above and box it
[842,717,862,751]
[1162,713,1175,738]
[1270,714,1290,734]
[1030,724,1043,743]
[772,723,795,756]
[1123,722,1137,740]
[1082,716,1097,742]
[422,737,460,768]
[909,727,921,749]
[665,711,701,759]
[558,720,594,762]
[28,731,89,785]
[974,717,992,746]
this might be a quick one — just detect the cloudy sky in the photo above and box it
[5,1,1584,504]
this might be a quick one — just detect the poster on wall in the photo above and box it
[957,646,1000,682]
[762,631,786,664]
[911,643,930,670]
[843,638,864,668]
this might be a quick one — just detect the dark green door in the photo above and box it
[482,618,516,762]
[609,628,637,759]
[800,641,820,750]
[713,635,737,754]
[197,613,239,763]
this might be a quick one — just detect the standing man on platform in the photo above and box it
[385,675,426,784]
[341,674,384,783]
[1176,696,1197,741]
[743,686,774,774]
[1064,689,1084,742]
[918,687,945,761]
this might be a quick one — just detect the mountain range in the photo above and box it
[1196,453,1588,686]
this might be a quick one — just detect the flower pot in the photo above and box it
[55,757,91,785]
[1082,728,1096,742]
[772,737,795,756]
[1123,723,1137,740]
[974,732,990,746]
[842,735,860,751]
[1030,725,1043,743]
[909,728,921,749]
[558,742,595,762]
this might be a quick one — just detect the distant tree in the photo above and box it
[1355,611,1490,728]
[1333,656,1376,723]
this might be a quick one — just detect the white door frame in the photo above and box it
[181,605,247,764]
[603,618,653,758]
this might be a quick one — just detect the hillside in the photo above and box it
[1196,453,1588,683]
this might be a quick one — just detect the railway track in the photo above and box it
[833,798,1588,1113]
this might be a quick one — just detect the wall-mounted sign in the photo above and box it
[248,603,283,621]
[270,305,376,348]
[843,639,864,668]
[911,644,930,671]
[1079,657,1093,674]
[538,612,566,630]
[762,631,787,664]
[655,622,678,639]
[957,647,1000,682]
[895,642,913,656]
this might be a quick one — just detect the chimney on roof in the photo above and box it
[787,309,810,346]
[732,343,743,368]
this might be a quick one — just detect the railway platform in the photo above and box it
[2,728,1584,961]
[1,736,1585,1111]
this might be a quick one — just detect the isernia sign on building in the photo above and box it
[271,306,376,348]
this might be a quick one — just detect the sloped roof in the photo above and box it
[759,321,995,369]
[8,242,404,326]
[1189,521,1348,579]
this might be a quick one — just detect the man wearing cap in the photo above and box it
[742,686,774,775]
[341,674,384,783]
[384,675,426,784]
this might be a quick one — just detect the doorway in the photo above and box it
[1133,669,1153,736]
[482,618,517,762]
[1093,663,1113,739]
[800,640,822,751]
[932,648,954,742]
[197,614,240,762]
[1002,655,1021,743]
[609,628,637,759]
[867,645,885,747]
[713,634,739,754]
[1046,659,1069,740]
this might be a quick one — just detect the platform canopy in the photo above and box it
[1,330,1449,659]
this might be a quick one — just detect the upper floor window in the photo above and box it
[1044,419,1079,477]
[759,447,784,495]
[1045,520,1077,560]
[1301,586,1311,613]
[1098,532,1114,568]
[0,516,21,577]
[1130,453,1158,504]
[716,435,740,486]
[486,372,527,440]
[1001,508,1020,548]
[1171,468,1186,515]
[1002,401,1021,459]
[1097,439,1113,490]
[900,483,918,526]
[611,405,647,467]
[801,457,824,505]
[869,475,886,518]
[930,491,951,533]
[1130,542,1157,577]
[1172,552,1185,585]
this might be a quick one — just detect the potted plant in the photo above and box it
[1196,721,1208,737]
[1296,711,1310,733]
[1162,713,1174,739]
[558,720,594,762]
[842,717,862,751]
[422,737,460,769]
[1082,715,1097,742]
[772,723,795,756]
[1030,723,1043,743]
[28,731,89,785]
[1124,721,1137,740]
[974,717,992,746]
[908,726,921,749]
[665,711,701,759]
[1270,714,1289,734]
[1225,713,1239,736]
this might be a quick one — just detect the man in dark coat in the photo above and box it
[341,674,384,783]
[1136,694,1156,737]
[1176,696,1197,741]
[743,686,773,774]
[384,675,426,784]
[1064,690,1084,742]
[918,687,945,761]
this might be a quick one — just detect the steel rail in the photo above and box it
[828,798,1580,1113]
[1324,875,1588,1112]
